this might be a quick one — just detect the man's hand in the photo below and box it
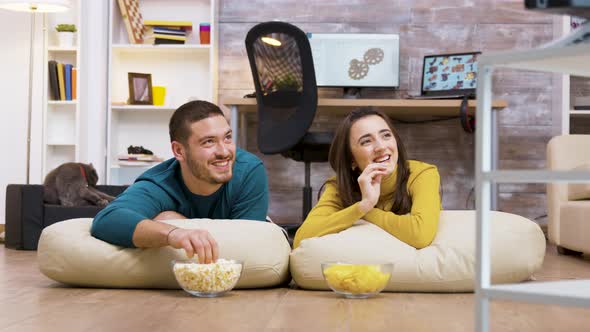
[357,163,388,214]
[167,228,219,264]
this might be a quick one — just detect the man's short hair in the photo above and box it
[169,100,226,145]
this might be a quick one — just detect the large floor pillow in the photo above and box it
[38,218,291,289]
[290,210,546,292]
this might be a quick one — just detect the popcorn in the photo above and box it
[173,259,242,293]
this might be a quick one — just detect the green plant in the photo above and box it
[55,24,76,32]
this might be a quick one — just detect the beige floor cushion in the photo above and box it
[38,218,291,289]
[290,210,546,292]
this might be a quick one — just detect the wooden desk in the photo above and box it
[221,97,508,147]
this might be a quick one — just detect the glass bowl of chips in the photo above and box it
[321,262,393,299]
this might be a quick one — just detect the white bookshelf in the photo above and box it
[558,17,590,134]
[106,0,217,185]
[42,0,81,177]
[476,43,590,332]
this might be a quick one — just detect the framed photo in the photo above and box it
[128,72,153,105]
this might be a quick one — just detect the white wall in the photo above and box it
[79,0,108,180]
[0,11,33,224]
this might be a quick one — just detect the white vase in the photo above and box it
[57,32,75,47]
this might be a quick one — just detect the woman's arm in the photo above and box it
[293,182,366,248]
[363,167,441,249]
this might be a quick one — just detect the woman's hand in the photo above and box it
[357,163,388,214]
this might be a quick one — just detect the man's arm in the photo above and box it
[93,187,219,263]
[230,163,269,221]
[131,215,219,264]
[91,181,176,247]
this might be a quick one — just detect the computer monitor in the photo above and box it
[307,33,399,88]
[420,52,481,98]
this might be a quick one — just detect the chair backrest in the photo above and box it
[245,21,318,154]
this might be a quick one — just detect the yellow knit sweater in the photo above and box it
[293,160,441,249]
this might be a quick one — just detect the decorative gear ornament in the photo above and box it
[363,48,384,65]
[348,59,370,80]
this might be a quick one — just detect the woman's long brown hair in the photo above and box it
[328,107,412,214]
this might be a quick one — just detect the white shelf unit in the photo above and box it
[106,0,218,185]
[559,17,590,134]
[476,43,590,332]
[42,0,81,177]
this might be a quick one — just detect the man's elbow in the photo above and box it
[91,210,113,242]
[90,216,105,239]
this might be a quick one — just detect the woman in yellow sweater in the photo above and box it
[293,107,441,249]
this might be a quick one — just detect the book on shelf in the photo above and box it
[57,62,65,101]
[72,67,77,100]
[143,20,193,32]
[48,60,60,100]
[146,33,187,41]
[144,32,188,45]
[154,38,185,45]
[145,26,187,36]
[64,64,72,101]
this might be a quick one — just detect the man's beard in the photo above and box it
[185,150,233,185]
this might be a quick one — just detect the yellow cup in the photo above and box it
[152,86,166,106]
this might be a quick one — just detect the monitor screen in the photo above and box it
[421,52,480,96]
[308,33,399,88]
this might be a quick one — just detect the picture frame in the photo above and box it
[128,72,153,105]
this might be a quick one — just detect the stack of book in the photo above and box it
[117,153,163,166]
[48,60,77,101]
[143,20,193,45]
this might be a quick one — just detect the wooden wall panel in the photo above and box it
[218,0,560,225]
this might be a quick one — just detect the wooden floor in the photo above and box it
[1,244,590,332]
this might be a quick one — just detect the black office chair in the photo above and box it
[245,21,333,222]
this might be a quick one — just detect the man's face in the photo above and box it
[181,115,236,186]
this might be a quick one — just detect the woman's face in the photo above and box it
[348,115,398,175]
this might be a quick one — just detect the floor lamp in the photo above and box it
[0,0,70,183]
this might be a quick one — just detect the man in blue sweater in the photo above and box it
[91,100,269,264]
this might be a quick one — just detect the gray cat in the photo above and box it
[43,162,115,207]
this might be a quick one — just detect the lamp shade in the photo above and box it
[0,0,69,12]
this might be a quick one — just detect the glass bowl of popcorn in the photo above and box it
[171,259,243,297]
[321,262,393,299]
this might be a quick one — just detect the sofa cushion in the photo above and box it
[568,164,590,200]
[290,210,545,292]
[38,218,291,289]
[559,201,590,253]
